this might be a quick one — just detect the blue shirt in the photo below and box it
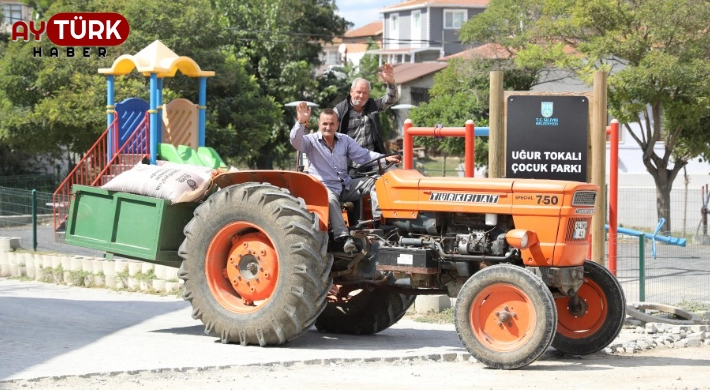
[290,123,383,196]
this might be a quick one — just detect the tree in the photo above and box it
[0,0,281,172]
[461,0,710,232]
[214,0,351,168]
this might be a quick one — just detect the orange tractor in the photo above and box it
[176,151,625,370]
[67,154,625,370]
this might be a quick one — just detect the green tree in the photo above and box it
[0,0,280,173]
[462,0,710,232]
[214,0,351,168]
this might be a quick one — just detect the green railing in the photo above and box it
[0,187,54,217]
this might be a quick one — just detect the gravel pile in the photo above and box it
[605,319,710,354]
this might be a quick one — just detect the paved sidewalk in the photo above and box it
[0,278,464,381]
[1,224,108,257]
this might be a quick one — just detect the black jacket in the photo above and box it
[335,97,387,154]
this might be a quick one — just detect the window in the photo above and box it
[321,50,338,65]
[388,13,399,49]
[1,3,25,25]
[390,14,399,32]
[444,9,466,29]
[411,11,421,47]
[411,87,431,105]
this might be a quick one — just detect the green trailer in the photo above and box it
[64,185,197,267]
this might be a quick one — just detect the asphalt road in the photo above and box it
[2,277,710,390]
[0,278,466,381]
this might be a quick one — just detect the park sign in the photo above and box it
[506,95,589,182]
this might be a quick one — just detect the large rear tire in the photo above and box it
[179,183,331,346]
[455,264,557,370]
[315,276,415,335]
[552,260,626,355]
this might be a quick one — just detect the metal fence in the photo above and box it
[0,182,708,306]
[0,187,53,222]
[0,174,59,193]
[612,186,710,305]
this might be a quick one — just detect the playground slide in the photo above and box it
[158,143,227,168]
[197,146,228,169]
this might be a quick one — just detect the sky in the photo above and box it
[335,0,402,30]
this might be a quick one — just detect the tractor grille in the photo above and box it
[565,218,590,241]
[572,191,596,206]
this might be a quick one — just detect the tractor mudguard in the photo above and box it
[212,170,330,232]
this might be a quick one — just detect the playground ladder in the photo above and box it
[52,113,150,241]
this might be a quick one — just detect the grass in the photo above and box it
[411,307,455,324]
[416,156,465,177]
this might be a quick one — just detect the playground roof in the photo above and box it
[98,40,215,78]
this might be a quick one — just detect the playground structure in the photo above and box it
[51,41,227,238]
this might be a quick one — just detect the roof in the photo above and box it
[437,42,578,61]
[439,43,512,61]
[368,46,442,56]
[344,21,383,38]
[393,62,449,84]
[98,40,215,77]
[381,0,489,12]
[345,43,371,54]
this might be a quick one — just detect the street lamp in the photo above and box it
[284,101,320,108]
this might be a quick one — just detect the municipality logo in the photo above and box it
[541,102,553,118]
[536,101,559,126]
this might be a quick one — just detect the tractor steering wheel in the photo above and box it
[353,152,401,178]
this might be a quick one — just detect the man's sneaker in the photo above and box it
[343,237,357,253]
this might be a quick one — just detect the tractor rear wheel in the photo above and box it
[455,264,557,370]
[315,276,415,335]
[179,183,331,346]
[552,260,626,355]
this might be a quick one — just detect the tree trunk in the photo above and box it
[655,185,672,234]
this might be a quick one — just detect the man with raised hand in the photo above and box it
[290,102,400,253]
[334,63,399,156]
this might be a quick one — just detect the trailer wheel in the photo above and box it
[552,260,626,355]
[179,183,330,346]
[455,264,557,370]
[315,276,414,335]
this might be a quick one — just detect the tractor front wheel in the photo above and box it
[455,264,557,370]
[179,183,331,346]
[552,260,626,355]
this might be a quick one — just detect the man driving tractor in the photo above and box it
[289,101,401,253]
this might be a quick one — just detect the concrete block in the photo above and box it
[0,237,12,252]
[415,295,451,314]
[0,237,22,252]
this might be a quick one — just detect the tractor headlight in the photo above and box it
[505,229,538,250]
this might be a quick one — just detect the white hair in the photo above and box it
[351,78,371,92]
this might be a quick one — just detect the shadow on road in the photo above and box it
[0,294,187,380]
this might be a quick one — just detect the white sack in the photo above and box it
[102,163,212,203]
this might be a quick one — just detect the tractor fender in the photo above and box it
[211,170,330,231]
